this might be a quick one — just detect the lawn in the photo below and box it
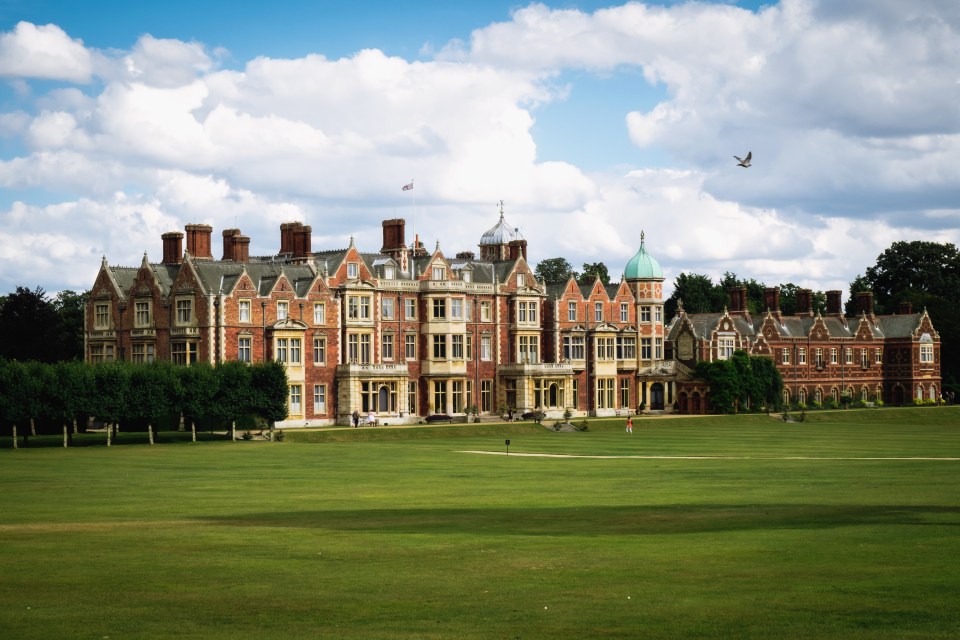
[1,407,958,639]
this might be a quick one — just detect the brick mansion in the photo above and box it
[85,210,942,425]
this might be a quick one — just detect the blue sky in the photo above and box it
[0,0,957,298]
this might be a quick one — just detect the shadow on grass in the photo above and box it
[201,504,960,536]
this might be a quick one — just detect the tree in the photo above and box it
[250,361,289,434]
[534,258,577,284]
[0,286,61,362]
[51,361,93,445]
[53,290,87,361]
[126,362,176,444]
[176,362,218,439]
[694,351,783,414]
[578,262,610,286]
[214,361,253,440]
[92,362,129,441]
[666,273,726,318]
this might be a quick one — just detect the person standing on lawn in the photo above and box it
[626,416,633,434]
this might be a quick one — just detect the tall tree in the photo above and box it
[53,290,87,361]
[578,262,610,286]
[534,258,577,284]
[844,274,872,316]
[666,273,726,318]
[0,286,61,362]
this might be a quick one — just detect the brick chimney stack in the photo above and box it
[508,239,527,261]
[381,218,406,253]
[796,289,813,316]
[899,300,913,315]
[293,224,312,259]
[826,290,843,315]
[728,286,747,314]
[856,291,875,318]
[162,231,184,264]
[222,229,250,263]
[763,287,781,317]
[185,224,213,259]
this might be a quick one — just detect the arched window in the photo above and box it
[930,385,938,401]
[782,389,790,405]
[798,388,807,405]
[861,387,868,402]
[815,388,823,404]
[917,384,924,400]
[831,388,839,403]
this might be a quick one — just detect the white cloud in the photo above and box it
[0,22,93,82]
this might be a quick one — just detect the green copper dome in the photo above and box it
[624,231,663,280]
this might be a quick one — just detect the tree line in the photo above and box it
[694,351,784,414]
[0,359,289,448]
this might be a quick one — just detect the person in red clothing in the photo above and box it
[626,416,633,434]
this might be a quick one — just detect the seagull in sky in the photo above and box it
[734,151,752,168]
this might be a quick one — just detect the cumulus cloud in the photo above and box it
[0,22,93,82]
[1,4,959,300]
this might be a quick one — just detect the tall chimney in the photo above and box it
[185,224,213,259]
[280,222,302,255]
[899,300,913,315]
[381,218,406,253]
[763,287,781,315]
[826,290,842,315]
[162,231,184,265]
[222,228,240,260]
[508,239,527,261]
[728,286,747,313]
[293,225,312,259]
[222,229,250,263]
[796,289,813,316]
[856,291,874,317]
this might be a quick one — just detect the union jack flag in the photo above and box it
[402,182,413,191]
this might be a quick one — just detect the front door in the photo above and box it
[650,383,665,410]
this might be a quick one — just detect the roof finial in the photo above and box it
[498,199,504,219]
[641,230,645,248]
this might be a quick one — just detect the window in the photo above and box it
[463,271,471,283]
[452,334,464,359]
[596,378,615,409]
[718,336,735,360]
[313,302,325,324]
[239,300,251,323]
[433,334,447,359]
[875,348,883,364]
[655,307,662,323]
[347,262,359,278]
[597,337,615,360]
[572,379,579,409]
[528,302,538,324]
[290,338,301,364]
[465,299,473,321]
[405,334,417,359]
[465,335,472,360]
[405,298,417,320]
[620,379,630,409]
[616,336,635,360]
[815,348,824,367]
[517,273,525,287]
[641,306,651,323]
[383,333,394,360]
[385,266,395,279]
[481,335,492,361]
[452,381,464,413]
[382,297,395,320]
[568,302,577,321]
[360,334,371,363]
[860,348,868,367]
[450,298,463,320]
[518,301,527,323]
[655,338,663,360]
[277,301,288,321]
[432,265,445,280]
[276,338,288,363]
[313,384,326,414]
[347,295,372,320]
[620,303,629,323]
[481,301,492,322]
[781,348,790,365]
[135,301,151,327]
[172,342,197,365]
[595,302,603,323]
[481,380,492,412]
[518,335,538,363]
[920,344,934,363]
[408,381,418,415]
[348,335,358,362]
[641,338,652,360]
[563,336,585,360]
[798,348,807,365]
[845,348,853,365]
[830,347,838,365]
[176,299,192,324]
[432,298,446,319]
[132,343,155,364]
[313,336,326,365]
[94,303,110,329]
[433,381,447,414]
[289,385,302,414]
[238,337,251,362]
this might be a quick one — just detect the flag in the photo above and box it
[402,182,413,191]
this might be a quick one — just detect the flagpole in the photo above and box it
[410,179,415,255]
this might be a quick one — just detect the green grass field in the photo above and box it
[2,407,959,639]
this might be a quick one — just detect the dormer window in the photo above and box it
[432,265,445,280]
[348,262,359,279]
[463,271,471,283]
[385,266,395,279]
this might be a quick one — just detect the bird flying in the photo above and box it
[734,151,752,168]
